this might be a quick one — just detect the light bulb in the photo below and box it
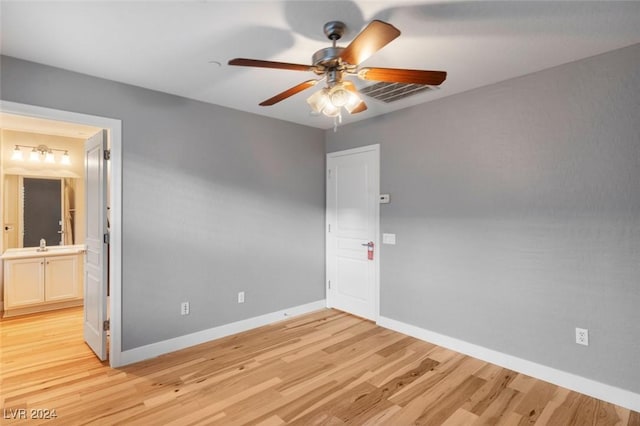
[11,146,24,161]
[322,102,340,117]
[29,148,40,162]
[329,87,350,107]
[45,150,55,163]
[61,151,71,165]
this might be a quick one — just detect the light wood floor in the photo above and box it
[1,308,638,425]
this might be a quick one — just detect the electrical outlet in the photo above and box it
[181,302,189,315]
[575,327,589,346]
[238,291,245,304]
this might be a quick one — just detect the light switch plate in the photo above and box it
[382,233,396,245]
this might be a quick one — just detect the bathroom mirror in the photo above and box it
[3,175,78,249]
[22,177,63,247]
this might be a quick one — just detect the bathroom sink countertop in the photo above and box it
[1,245,86,259]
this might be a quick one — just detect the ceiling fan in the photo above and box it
[228,20,447,120]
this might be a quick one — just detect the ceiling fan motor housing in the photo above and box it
[312,47,344,69]
[312,21,349,76]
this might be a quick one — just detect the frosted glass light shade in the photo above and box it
[344,94,362,113]
[329,87,350,107]
[307,88,330,114]
[29,148,40,162]
[11,146,23,161]
[61,151,71,165]
[45,150,55,163]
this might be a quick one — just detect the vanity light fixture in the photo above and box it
[11,144,71,165]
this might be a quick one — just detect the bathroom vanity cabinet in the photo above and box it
[2,246,84,317]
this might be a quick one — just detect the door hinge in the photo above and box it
[103,320,110,331]
[328,223,331,233]
[327,169,331,179]
[104,149,111,160]
[328,280,331,289]
[103,233,110,244]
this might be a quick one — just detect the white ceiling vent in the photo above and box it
[359,82,438,103]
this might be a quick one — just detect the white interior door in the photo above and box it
[84,130,108,360]
[326,145,379,320]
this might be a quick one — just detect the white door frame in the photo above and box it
[326,144,380,321]
[1,100,123,367]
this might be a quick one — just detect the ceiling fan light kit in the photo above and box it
[307,84,361,113]
[228,19,447,129]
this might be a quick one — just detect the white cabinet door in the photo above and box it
[4,257,45,308]
[45,255,79,301]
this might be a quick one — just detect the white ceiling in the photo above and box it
[1,1,639,130]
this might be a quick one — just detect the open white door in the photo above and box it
[84,130,108,360]
[326,145,379,320]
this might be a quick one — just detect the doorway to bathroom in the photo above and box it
[0,101,122,366]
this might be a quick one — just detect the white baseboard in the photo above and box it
[377,316,640,413]
[117,300,326,367]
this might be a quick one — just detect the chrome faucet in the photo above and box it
[38,238,47,252]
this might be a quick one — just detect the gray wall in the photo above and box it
[1,56,326,350]
[327,44,640,393]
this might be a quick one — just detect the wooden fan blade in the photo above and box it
[349,101,368,114]
[228,58,313,72]
[340,20,401,66]
[359,67,447,85]
[259,80,318,106]
[340,81,368,114]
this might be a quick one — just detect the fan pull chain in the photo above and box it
[333,113,343,132]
